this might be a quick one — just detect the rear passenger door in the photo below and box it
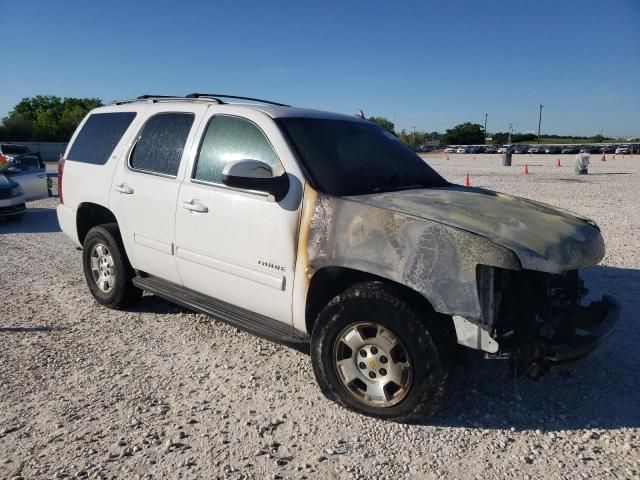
[110,105,207,284]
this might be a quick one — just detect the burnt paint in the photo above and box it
[300,184,605,320]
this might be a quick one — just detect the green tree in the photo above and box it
[368,116,395,135]
[441,122,485,145]
[1,95,103,141]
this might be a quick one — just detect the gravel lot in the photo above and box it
[1,153,639,479]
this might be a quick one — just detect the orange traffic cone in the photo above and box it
[464,173,470,187]
[523,164,529,174]
[555,158,561,167]
[612,154,616,160]
[601,153,606,161]
[446,154,450,160]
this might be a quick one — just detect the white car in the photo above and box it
[455,147,467,154]
[56,94,619,421]
[615,146,630,155]
[0,153,49,220]
[443,147,456,153]
[0,174,26,220]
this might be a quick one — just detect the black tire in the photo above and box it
[82,223,142,309]
[311,281,451,422]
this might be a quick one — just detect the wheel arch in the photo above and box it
[76,202,119,245]
[305,266,455,342]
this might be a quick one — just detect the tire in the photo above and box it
[311,281,451,422]
[82,223,142,309]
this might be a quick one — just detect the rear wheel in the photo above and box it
[311,281,451,422]
[82,224,141,309]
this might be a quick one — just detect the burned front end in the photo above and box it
[476,265,621,377]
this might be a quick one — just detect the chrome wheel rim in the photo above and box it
[333,322,412,407]
[90,243,115,293]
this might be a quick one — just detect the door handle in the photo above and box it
[182,201,208,213]
[114,184,134,194]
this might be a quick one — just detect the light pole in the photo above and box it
[412,126,416,146]
[508,123,513,145]
[537,104,544,144]
[484,113,488,143]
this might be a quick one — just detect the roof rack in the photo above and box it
[185,93,290,107]
[111,95,223,105]
[111,93,289,107]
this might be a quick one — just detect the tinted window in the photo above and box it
[193,116,279,183]
[277,118,448,196]
[130,113,194,176]
[68,112,136,165]
[1,145,30,155]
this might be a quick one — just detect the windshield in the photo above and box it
[277,118,448,196]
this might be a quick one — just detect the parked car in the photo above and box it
[544,146,561,154]
[444,147,456,153]
[615,146,630,155]
[2,153,49,201]
[561,146,580,154]
[484,146,498,154]
[0,174,26,220]
[497,145,513,153]
[0,143,31,161]
[57,94,620,421]
[456,147,467,154]
[600,145,616,154]
[513,145,529,154]
[529,146,543,154]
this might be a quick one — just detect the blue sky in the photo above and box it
[1,0,639,137]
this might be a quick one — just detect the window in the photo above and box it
[193,116,280,184]
[130,113,194,176]
[10,154,43,171]
[1,145,30,155]
[67,112,136,165]
[277,118,448,196]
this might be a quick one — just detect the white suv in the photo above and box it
[58,94,619,421]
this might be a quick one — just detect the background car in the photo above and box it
[2,153,49,201]
[513,145,529,154]
[444,146,456,153]
[0,175,26,220]
[497,145,513,153]
[456,147,467,153]
[0,143,31,161]
[484,146,498,153]
[561,146,579,154]
[544,146,560,154]
[615,146,630,154]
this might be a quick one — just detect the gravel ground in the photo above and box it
[1,153,639,479]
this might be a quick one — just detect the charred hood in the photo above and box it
[348,186,605,273]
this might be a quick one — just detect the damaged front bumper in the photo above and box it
[540,295,621,373]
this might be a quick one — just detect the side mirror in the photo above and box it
[221,159,289,201]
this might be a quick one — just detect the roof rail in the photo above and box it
[111,96,223,106]
[185,93,290,107]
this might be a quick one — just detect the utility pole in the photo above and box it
[484,113,488,143]
[537,104,544,144]
[412,126,416,146]
[508,123,513,145]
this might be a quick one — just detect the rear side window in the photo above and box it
[130,113,194,176]
[67,112,136,165]
[193,115,280,184]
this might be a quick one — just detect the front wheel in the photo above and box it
[82,224,142,309]
[311,281,452,422]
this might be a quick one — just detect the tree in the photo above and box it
[441,122,485,145]
[368,116,395,135]
[1,95,103,141]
